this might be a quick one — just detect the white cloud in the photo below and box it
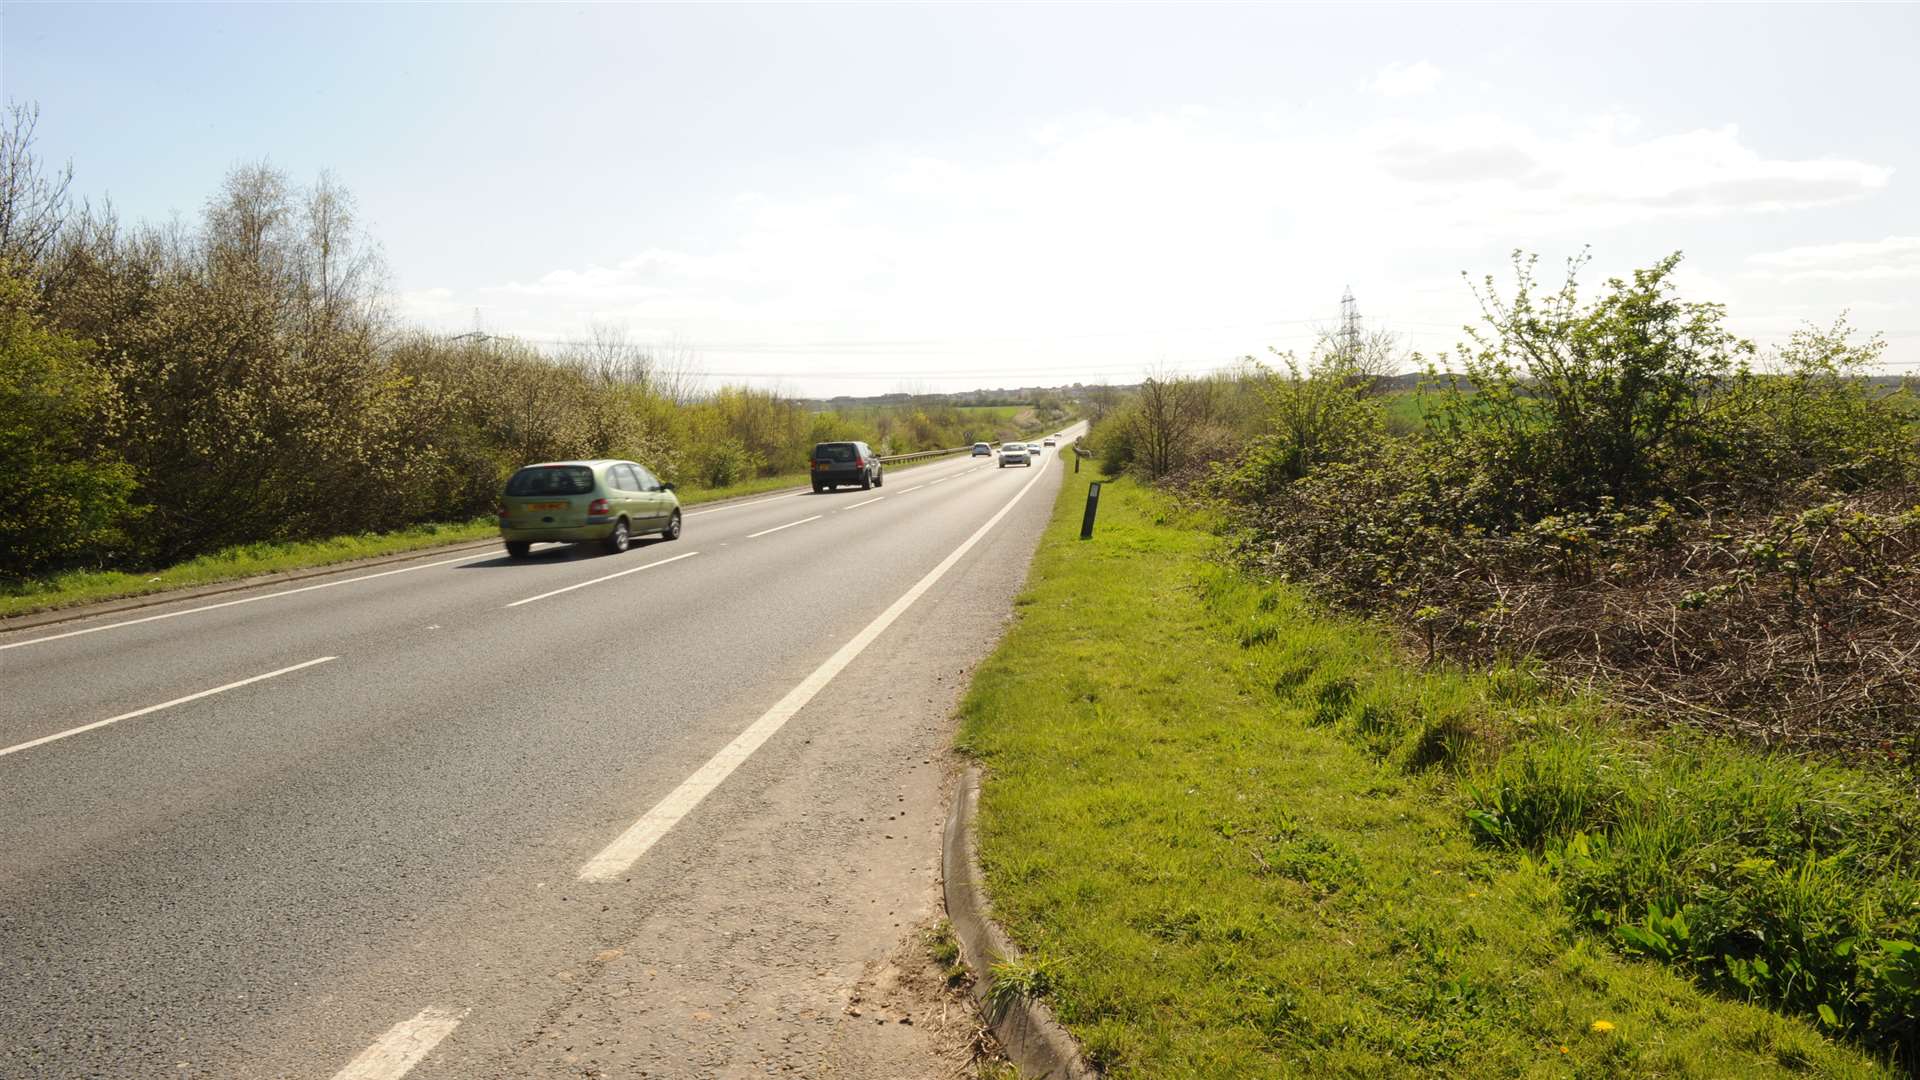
[1370,61,1444,98]
[1745,235,1920,281]
[395,107,1901,389]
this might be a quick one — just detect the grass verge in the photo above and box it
[0,518,498,619]
[0,446,1002,620]
[955,471,1898,1077]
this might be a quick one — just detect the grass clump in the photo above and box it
[928,919,969,988]
[956,472,1893,1077]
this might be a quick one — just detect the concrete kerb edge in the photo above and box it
[0,537,505,634]
[943,764,1097,1080]
[0,443,1050,633]
[0,478,821,634]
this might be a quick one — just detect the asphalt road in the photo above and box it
[0,428,1082,1079]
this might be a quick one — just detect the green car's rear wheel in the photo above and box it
[505,541,531,559]
[603,518,631,554]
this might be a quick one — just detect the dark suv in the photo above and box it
[811,441,883,492]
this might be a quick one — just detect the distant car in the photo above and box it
[811,440,883,492]
[497,459,681,558]
[999,443,1032,468]
[1043,437,1057,447]
[971,442,992,457]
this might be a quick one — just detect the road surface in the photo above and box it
[0,428,1080,1079]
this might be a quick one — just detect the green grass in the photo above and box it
[954,472,1894,1078]
[1382,389,1431,432]
[928,919,970,988]
[0,518,499,618]
[0,448,986,620]
[677,472,814,504]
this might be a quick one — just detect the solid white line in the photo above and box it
[0,656,337,760]
[503,550,700,608]
[745,515,821,539]
[840,496,884,511]
[578,450,1055,882]
[329,1007,468,1080]
[0,551,499,653]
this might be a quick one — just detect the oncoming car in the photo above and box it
[971,442,992,457]
[497,460,682,558]
[998,442,1032,468]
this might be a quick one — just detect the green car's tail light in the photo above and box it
[588,498,611,515]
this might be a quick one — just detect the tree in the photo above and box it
[0,102,73,273]
[1128,374,1210,478]
[0,271,138,575]
[1438,249,1755,515]
[1318,324,1404,393]
[1219,349,1384,501]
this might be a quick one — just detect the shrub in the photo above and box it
[0,270,138,576]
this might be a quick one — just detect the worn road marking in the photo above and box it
[840,496,884,511]
[928,476,954,485]
[898,484,927,494]
[0,551,498,653]
[578,450,1055,881]
[745,516,822,539]
[504,551,700,608]
[0,656,338,760]
[328,1007,467,1080]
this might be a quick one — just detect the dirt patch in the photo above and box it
[819,910,1009,1080]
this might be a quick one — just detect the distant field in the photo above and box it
[955,405,1023,420]
[1381,388,1442,431]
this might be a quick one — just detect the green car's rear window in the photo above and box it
[505,466,596,496]
[814,444,856,462]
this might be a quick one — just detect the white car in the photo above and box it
[998,443,1032,468]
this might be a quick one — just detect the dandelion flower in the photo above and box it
[1591,1020,1615,1034]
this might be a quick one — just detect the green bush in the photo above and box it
[688,438,762,488]
[1470,736,1920,1064]
[0,270,139,576]
[0,145,1078,580]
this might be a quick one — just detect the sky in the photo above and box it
[4,2,1918,397]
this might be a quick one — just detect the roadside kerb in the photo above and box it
[0,538,504,635]
[0,468,837,634]
[0,438,1056,634]
[943,764,1096,1080]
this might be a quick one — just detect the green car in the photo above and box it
[497,459,683,558]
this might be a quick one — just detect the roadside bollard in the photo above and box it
[1080,481,1101,540]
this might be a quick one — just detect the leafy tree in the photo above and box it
[1434,250,1755,519]
[0,271,138,575]
[1217,350,1384,502]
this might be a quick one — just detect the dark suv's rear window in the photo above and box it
[505,465,595,496]
[813,443,857,462]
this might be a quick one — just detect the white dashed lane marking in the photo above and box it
[745,516,822,540]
